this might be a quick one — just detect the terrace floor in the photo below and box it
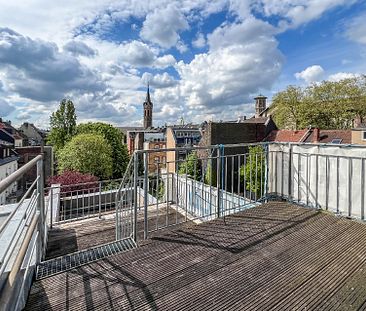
[45,206,186,259]
[26,202,366,310]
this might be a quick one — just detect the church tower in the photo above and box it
[143,84,153,129]
[254,95,267,118]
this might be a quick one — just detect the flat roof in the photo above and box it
[26,202,366,310]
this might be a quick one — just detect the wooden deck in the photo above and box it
[46,206,187,259]
[26,202,366,310]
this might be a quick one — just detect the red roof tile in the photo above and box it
[305,130,352,144]
[263,129,309,142]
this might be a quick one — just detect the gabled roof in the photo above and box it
[304,130,352,144]
[263,129,309,142]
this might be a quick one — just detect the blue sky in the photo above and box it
[0,0,365,128]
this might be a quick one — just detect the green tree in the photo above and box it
[240,146,265,197]
[77,122,129,178]
[178,152,202,181]
[272,76,366,130]
[58,133,113,179]
[271,86,307,130]
[47,99,77,150]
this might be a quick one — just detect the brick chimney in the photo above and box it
[254,95,267,118]
[312,128,320,143]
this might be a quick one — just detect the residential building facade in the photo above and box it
[0,141,19,205]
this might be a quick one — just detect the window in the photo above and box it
[363,131,366,140]
[154,157,159,163]
[155,144,159,149]
[331,139,342,144]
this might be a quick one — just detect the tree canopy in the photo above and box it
[77,122,129,178]
[57,133,113,179]
[47,98,77,150]
[271,76,366,130]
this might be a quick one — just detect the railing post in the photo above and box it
[133,152,138,242]
[98,181,102,219]
[143,152,148,240]
[288,143,292,202]
[36,156,45,258]
[50,187,53,229]
[216,146,222,218]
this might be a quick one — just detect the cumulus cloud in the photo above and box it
[63,41,96,57]
[140,5,189,49]
[118,40,176,68]
[0,99,14,116]
[295,65,325,84]
[142,72,178,89]
[176,18,283,108]
[328,72,360,82]
[0,28,105,101]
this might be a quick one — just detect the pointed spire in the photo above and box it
[145,82,152,104]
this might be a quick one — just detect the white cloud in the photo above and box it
[63,41,96,57]
[328,72,360,82]
[140,5,189,49]
[252,0,357,30]
[117,40,176,68]
[345,13,366,45]
[192,33,206,48]
[118,40,156,67]
[295,65,325,84]
[142,72,178,89]
[175,18,283,109]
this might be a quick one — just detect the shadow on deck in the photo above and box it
[26,202,366,310]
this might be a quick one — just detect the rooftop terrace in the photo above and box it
[2,142,366,310]
[26,202,366,310]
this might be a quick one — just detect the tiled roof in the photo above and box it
[305,130,352,144]
[263,129,308,142]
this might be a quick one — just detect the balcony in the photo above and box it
[2,142,366,310]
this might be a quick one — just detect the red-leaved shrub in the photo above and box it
[47,170,98,193]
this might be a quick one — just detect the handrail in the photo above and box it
[0,213,39,308]
[0,177,39,234]
[0,154,42,194]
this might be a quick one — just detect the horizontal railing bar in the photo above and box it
[0,176,39,234]
[0,154,42,194]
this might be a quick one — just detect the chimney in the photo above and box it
[254,95,267,118]
[313,128,320,143]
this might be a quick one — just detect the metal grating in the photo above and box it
[36,237,137,280]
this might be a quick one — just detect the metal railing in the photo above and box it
[115,143,268,243]
[46,178,123,226]
[115,142,366,245]
[0,154,45,311]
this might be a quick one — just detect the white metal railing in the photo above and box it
[0,154,45,311]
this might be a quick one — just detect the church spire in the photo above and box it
[143,83,153,129]
[145,82,151,103]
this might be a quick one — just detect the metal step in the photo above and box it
[36,237,137,280]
